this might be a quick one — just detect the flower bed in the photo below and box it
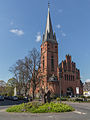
[6,102,74,113]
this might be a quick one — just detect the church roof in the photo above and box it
[42,7,57,43]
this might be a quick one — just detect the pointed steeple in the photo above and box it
[45,7,53,38]
[43,5,57,43]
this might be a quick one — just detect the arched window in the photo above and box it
[65,74,66,80]
[69,75,70,80]
[55,46,57,48]
[43,56,44,71]
[67,75,68,80]
[71,75,72,81]
[51,56,54,71]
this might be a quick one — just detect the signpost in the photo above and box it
[59,71,62,103]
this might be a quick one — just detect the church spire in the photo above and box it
[48,1,50,10]
[45,4,53,36]
[43,3,57,43]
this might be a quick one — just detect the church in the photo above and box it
[30,6,83,97]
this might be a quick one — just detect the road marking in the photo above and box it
[48,116,56,119]
[73,110,87,115]
[0,109,6,112]
[48,116,53,118]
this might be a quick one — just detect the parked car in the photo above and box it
[0,96,4,101]
[24,96,28,101]
[84,92,90,97]
[4,96,9,100]
[8,96,13,100]
[28,96,32,101]
[12,96,18,101]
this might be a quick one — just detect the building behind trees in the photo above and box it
[29,6,83,98]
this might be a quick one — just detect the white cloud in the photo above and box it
[85,79,90,83]
[58,9,63,13]
[10,29,24,36]
[56,24,61,29]
[36,32,41,42]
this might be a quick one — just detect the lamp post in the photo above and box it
[58,35,63,103]
[59,71,62,103]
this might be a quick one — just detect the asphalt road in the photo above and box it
[0,101,90,120]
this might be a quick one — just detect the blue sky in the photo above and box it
[0,0,90,83]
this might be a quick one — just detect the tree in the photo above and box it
[0,80,6,87]
[5,78,18,96]
[0,80,7,96]
[9,59,26,85]
[28,48,40,99]
[5,86,14,96]
[7,77,18,87]
[9,48,40,98]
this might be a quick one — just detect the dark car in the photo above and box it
[0,96,4,101]
[28,96,32,102]
[12,96,18,101]
[8,96,13,100]
[24,96,28,101]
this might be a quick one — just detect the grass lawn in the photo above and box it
[6,102,74,113]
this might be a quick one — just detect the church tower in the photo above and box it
[29,4,83,97]
[40,6,59,93]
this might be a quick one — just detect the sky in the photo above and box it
[0,0,90,83]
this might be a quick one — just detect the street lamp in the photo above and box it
[59,71,62,103]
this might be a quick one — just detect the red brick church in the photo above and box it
[29,7,83,97]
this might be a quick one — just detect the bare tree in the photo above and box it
[9,48,40,98]
[28,48,40,99]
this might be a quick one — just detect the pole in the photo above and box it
[58,28,63,104]
[59,72,62,103]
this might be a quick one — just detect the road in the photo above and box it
[0,101,90,120]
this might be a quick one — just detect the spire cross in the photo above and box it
[48,1,50,9]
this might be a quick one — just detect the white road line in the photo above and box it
[73,110,87,115]
[0,109,6,112]
[48,116,53,118]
